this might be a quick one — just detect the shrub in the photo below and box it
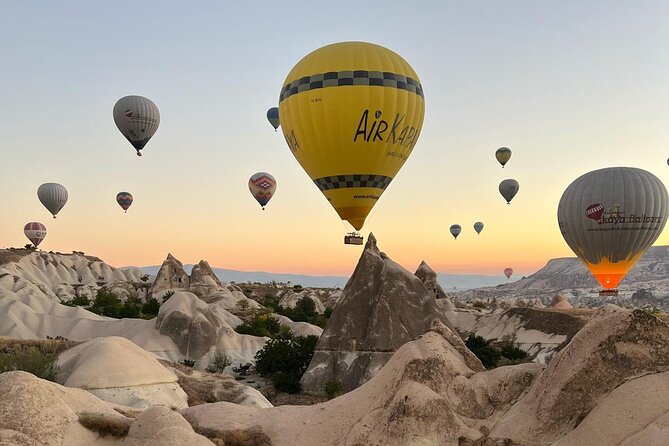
[0,346,59,381]
[324,379,342,399]
[162,290,175,303]
[472,301,486,309]
[180,359,196,368]
[292,285,303,291]
[236,299,250,311]
[88,289,123,318]
[206,351,232,373]
[465,335,500,369]
[235,311,283,338]
[500,344,528,361]
[254,335,318,393]
[141,298,160,318]
[62,294,90,307]
[271,371,301,394]
[324,307,333,319]
[78,413,132,437]
[118,296,142,319]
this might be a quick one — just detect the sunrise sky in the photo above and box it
[1,1,667,278]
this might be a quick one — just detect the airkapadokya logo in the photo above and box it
[353,109,420,148]
[585,203,663,225]
[124,109,157,126]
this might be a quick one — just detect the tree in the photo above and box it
[465,335,500,369]
[254,335,318,394]
[140,274,150,283]
[141,298,160,318]
[89,289,122,318]
[205,351,232,373]
[62,294,90,307]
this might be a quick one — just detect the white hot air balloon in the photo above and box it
[499,179,519,204]
[113,95,160,156]
[558,167,668,292]
[474,222,484,234]
[450,224,462,239]
[37,183,68,218]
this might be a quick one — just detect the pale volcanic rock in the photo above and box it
[183,325,541,446]
[278,289,326,314]
[57,337,188,409]
[150,254,190,296]
[155,291,266,364]
[415,260,448,300]
[272,313,323,337]
[124,406,214,445]
[549,293,574,310]
[300,234,457,394]
[490,305,669,445]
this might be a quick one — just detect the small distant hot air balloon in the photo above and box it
[499,179,519,204]
[279,42,425,233]
[267,107,280,131]
[116,192,133,213]
[474,222,484,234]
[38,183,68,218]
[24,222,47,248]
[558,167,668,292]
[504,268,513,279]
[113,95,160,156]
[249,172,277,210]
[450,224,462,239]
[495,147,512,168]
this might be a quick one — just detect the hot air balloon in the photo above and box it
[504,268,513,279]
[495,147,512,168]
[267,107,280,131]
[278,42,425,238]
[116,192,133,213]
[248,172,277,210]
[24,222,47,248]
[558,167,668,293]
[499,179,519,204]
[450,224,462,239]
[37,183,68,218]
[113,95,160,156]
[474,222,484,234]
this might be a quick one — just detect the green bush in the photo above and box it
[254,335,318,393]
[162,290,175,303]
[500,344,528,361]
[62,294,90,307]
[324,307,333,319]
[180,359,196,368]
[141,298,160,318]
[324,379,342,399]
[0,346,59,381]
[465,335,500,369]
[88,289,123,317]
[271,371,301,394]
[206,351,232,373]
[235,311,284,338]
[118,296,142,319]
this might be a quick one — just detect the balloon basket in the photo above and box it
[344,232,364,245]
[599,289,619,297]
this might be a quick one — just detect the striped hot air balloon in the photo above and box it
[24,222,47,248]
[113,96,160,156]
[37,183,68,218]
[248,172,277,210]
[116,192,133,212]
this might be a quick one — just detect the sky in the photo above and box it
[1,1,668,278]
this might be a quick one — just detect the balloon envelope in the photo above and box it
[278,41,425,230]
[24,222,47,247]
[249,172,277,209]
[113,96,160,156]
[499,179,519,204]
[116,192,133,212]
[267,107,280,130]
[450,224,462,239]
[558,167,668,290]
[504,268,513,279]
[474,221,484,234]
[37,183,68,218]
[495,147,512,167]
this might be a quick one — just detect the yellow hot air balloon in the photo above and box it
[279,42,425,231]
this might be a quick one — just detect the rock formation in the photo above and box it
[549,293,574,310]
[490,305,669,444]
[300,234,456,394]
[150,253,190,296]
[57,337,188,409]
[415,260,448,299]
[278,289,326,314]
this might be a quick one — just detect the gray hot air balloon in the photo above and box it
[450,224,462,239]
[499,179,519,204]
[495,147,512,167]
[474,222,484,234]
[558,167,668,291]
[113,95,160,156]
[37,183,68,218]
